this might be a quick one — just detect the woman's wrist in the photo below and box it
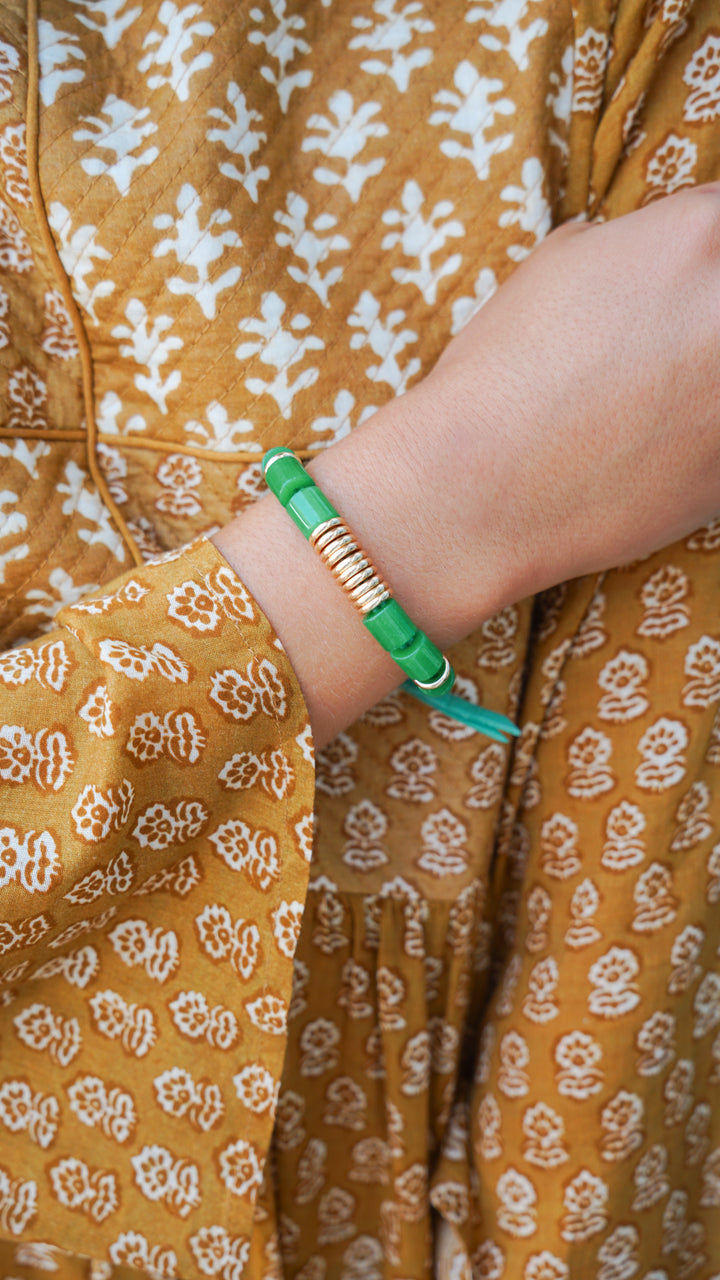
[209,381,524,747]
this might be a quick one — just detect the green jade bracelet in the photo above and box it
[262,448,520,744]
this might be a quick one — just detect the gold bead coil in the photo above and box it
[310,517,391,616]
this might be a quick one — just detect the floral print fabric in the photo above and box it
[0,0,719,1276]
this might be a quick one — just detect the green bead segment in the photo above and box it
[363,597,416,649]
[287,485,340,538]
[263,448,315,508]
[365,598,453,690]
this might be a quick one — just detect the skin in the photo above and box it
[212,183,720,749]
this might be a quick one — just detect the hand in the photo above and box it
[423,183,720,601]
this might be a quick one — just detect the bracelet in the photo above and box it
[261,447,520,743]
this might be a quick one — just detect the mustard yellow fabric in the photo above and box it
[0,0,719,1277]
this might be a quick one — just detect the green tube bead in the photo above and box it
[263,447,315,507]
[287,485,340,538]
[393,630,447,684]
[363,597,417,650]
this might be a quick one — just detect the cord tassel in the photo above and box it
[402,681,521,743]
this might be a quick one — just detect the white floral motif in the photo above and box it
[233,1062,278,1115]
[565,726,615,799]
[66,1074,136,1143]
[303,90,388,201]
[416,808,469,876]
[498,157,552,262]
[126,707,206,765]
[465,743,507,810]
[525,884,551,952]
[341,800,389,872]
[207,819,280,891]
[450,266,498,335]
[601,800,646,870]
[48,1157,118,1223]
[8,366,48,430]
[560,1169,608,1241]
[635,1010,676,1076]
[597,649,650,721]
[539,812,582,879]
[138,2,214,100]
[236,290,324,416]
[348,289,422,393]
[194,904,262,979]
[381,180,462,303]
[600,1090,644,1161]
[632,1144,670,1211]
[316,733,358,796]
[74,96,158,195]
[469,0,549,71]
[644,132,697,200]
[187,1225,250,1278]
[0,197,33,272]
[682,635,720,708]
[498,1029,530,1097]
[47,203,115,324]
[0,1162,38,1234]
[693,971,720,1039]
[0,823,62,894]
[131,1144,201,1217]
[41,290,79,359]
[496,1167,537,1237]
[349,0,434,90]
[71,1,142,50]
[636,564,690,638]
[131,798,207,848]
[386,736,437,802]
[64,849,134,906]
[522,1102,568,1169]
[108,1231,178,1279]
[683,33,720,122]
[524,1254,568,1280]
[112,298,183,414]
[0,1080,60,1148]
[636,717,688,792]
[565,879,602,949]
[248,0,312,112]
[108,918,180,983]
[153,184,241,320]
[12,1242,60,1270]
[88,988,157,1057]
[184,399,258,451]
[555,1030,604,1098]
[207,80,270,201]
[632,862,678,933]
[667,924,704,995]
[37,20,85,106]
[168,990,239,1049]
[430,60,515,180]
[0,40,19,104]
[153,1067,224,1131]
[71,778,133,842]
[13,1004,81,1067]
[216,1138,263,1201]
[572,28,609,112]
[596,1226,640,1280]
[477,605,519,670]
[57,458,124,559]
[522,957,559,1023]
[588,947,641,1018]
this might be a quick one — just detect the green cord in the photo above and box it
[403,681,521,742]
